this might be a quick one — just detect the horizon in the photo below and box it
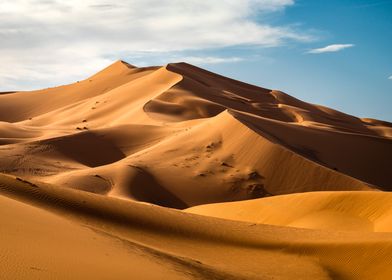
[1,0,391,121]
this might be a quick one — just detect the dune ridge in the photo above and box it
[1,60,392,279]
[0,61,390,208]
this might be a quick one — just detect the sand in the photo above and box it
[1,60,392,279]
[187,191,392,232]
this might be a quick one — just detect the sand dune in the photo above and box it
[0,61,390,207]
[1,60,392,279]
[187,191,392,232]
[2,174,392,279]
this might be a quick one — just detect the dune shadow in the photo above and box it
[123,165,188,209]
[43,132,126,167]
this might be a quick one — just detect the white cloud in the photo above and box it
[308,44,355,54]
[388,75,392,80]
[173,56,244,65]
[0,0,312,90]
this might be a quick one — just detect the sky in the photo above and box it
[0,0,391,121]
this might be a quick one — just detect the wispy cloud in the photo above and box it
[0,0,313,90]
[115,52,250,68]
[308,44,355,54]
[176,56,244,65]
[388,75,392,80]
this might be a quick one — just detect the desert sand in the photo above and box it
[1,60,392,279]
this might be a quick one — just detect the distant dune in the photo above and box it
[1,60,391,279]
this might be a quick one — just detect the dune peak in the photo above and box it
[1,58,392,280]
[88,59,137,80]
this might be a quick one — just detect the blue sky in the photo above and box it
[1,0,391,120]
[202,0,392,121]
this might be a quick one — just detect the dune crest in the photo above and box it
[1,60,392,279]
[0,61,391,208]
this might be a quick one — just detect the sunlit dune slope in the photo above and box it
[1,59,392,279]
[187,191,392,232]
[0,110,372,209]
[2,174,392,280]
[0,60,391,209]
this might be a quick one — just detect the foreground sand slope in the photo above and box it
[0,194,192,280]
[0,61,391,208]
[2,174,392,280]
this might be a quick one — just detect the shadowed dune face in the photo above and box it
[110,165,188,209]
[1,60,392,279]
[41,132,127,167]
[232,111,392,190]
[0,60,391,208]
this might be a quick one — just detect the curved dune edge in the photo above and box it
[1,174,392,279]
[0,60,391,279]
[186,191,392,232]
[0,61,390,209]
[0,108,375,208]
[43,109,373,208]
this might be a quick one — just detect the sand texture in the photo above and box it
[1,60,392,279]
